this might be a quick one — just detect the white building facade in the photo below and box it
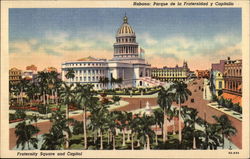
[62,15,153,89]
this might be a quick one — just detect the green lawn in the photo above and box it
[69,132,180,150]
[48,104,66,111]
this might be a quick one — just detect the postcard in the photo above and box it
[1,0,249,158]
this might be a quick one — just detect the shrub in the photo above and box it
[15,109,26,119]
[73,121,84,135]
[37,105,51,114]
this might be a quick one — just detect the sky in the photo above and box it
[9,8,242,71]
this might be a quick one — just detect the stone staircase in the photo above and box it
[139,77,165,87]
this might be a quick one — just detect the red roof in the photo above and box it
[221,93,242,106]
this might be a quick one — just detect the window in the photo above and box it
[219,81,222,89]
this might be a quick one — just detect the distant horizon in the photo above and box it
[9,8,242,72]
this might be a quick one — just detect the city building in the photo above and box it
[62,15,157,89]
[151,61,190,82]
[9,67,22,84]
[22,64,38,80]
[211,70,224,96]
[210,60,226,96]
[195,70,210,78]
[221,57,242,106]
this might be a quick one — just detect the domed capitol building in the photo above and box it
[62,15,163,89]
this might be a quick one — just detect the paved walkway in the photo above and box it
[208,102,242,121]
[9,78,242,149]
[182,78,242,149]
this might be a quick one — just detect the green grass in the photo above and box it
[48,104,66,111]
[68,132,180,150]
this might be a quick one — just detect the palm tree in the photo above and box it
[99,77,109,89]
[41,111,72,150]
[130,113,141,150]
[36,71,49,105]
[59,82,75,148]
[116,111,128,147]
[107,111,120,150]
[26,82,39,107]
[125,112,133,142]
[15,121,40,150]
[203,122,222,150]
[182,107,203,149]
[157,86,173,142]
[212,115,237,149]
[75,83,96,149]
[89,104,109,150]
[137,113,155,150]
[171,107,178,135]
[152,108,163,145]
[171,81,192,142]
[16,79,29,106]
[47,71,60,104]
[65,68,75,80]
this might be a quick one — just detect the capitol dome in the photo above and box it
[116,15,135,37]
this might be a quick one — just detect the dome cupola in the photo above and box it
[116,15,135,37]
[113,14,140,60]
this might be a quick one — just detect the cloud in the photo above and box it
[138,33,157,46]
[9,30,241,71]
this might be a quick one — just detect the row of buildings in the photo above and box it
[210,57,242,106]
[9,65,58,84]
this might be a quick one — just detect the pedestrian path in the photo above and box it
[108,100,129,110]
[9,110,83,128]
[208,102,242,121]
[203,78,212,100]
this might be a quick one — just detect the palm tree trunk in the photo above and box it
[65,104,69,149]
[161,124,163,137]
[100,131,103,150]
[51,89,54,104]
[163,107,167,142]
[110,131,112,143]
[122,129,126,146]
[46,94,49,104]
[20,88,23,105]
[112,134,116,150]
[193,136,196,149]
[93,134,96,144]
[107,130,110,145]
[173,118,176,135]
[43,92,46,105]
[83,108,87,149]
[137,139,140,147]
[55,90,58,105]
[155,124,158,145]
[178,98,182,142]
[222,134,225,149]
[116,128,118,136]
[146,135,150,150]
[27,142,30,150]
[127,130,130,142]
[131,133,134,150]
